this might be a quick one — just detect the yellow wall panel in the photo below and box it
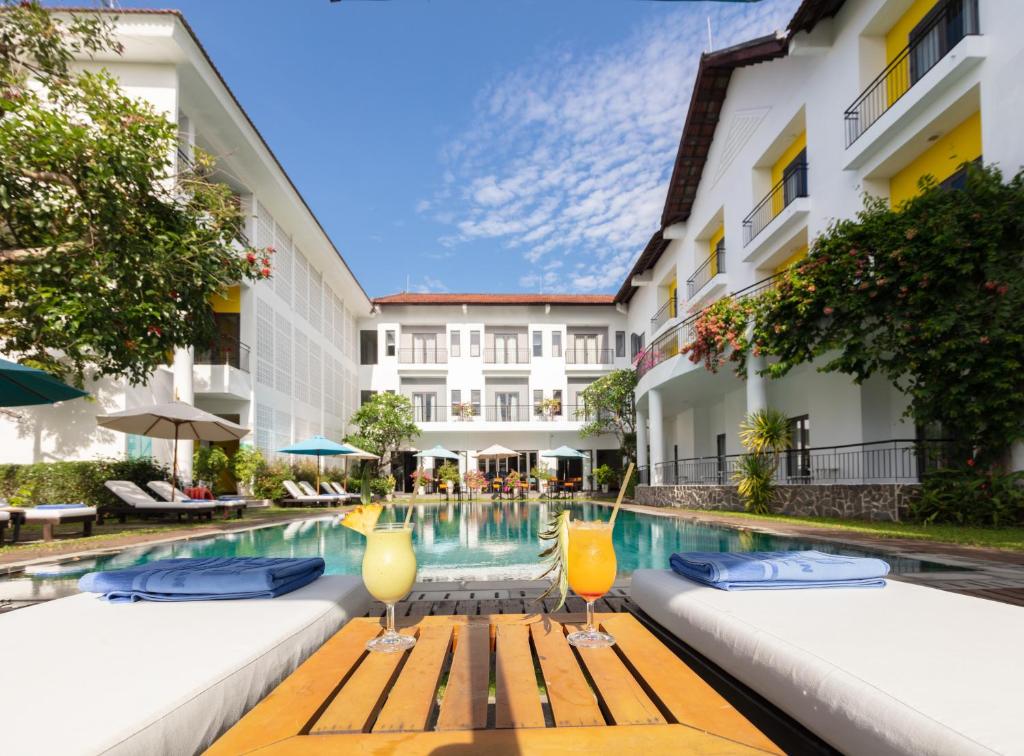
[774,245,809,275]
[667,278,678,317]
[890,110,981,206]
[771,131,806,215]
[708,224,725,277]
[211,284,241,314]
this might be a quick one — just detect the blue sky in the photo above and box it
[94,0,800,296]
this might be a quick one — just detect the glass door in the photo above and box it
[786,415,811,482]
[412,333,437,363]
[494,333,517,364]
[573,334,598,364]
[496,392,519,421]
[412,392,436,422]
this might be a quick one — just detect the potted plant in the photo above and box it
[435,462,460,493]
[370,474,396,502]
[530,465,552,495]
[410,468,433,496]
[230,446,264,496]
[506,469,522,496]
[463,469,486,500]
[193,445,229,493]
[593,464,616,494]
[538,397,561,421]
[452,401,475,421]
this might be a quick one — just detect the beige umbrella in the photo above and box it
[476,444,519,460]
[338,442,379,492]
[97,401,250,500]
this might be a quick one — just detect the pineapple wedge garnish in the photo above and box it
[340,504,384,536]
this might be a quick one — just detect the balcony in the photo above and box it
[564,348,613,366]
[398,347,448,365]
[650,295,677,332]
[483,348,531,365]
[412,405,448,423]
[743,163,808,247]
[193,335,251,400]
[638,439,954,486]
[845,0,979,149]
[195,334,250,372]
[686,246,726,300]
[483,404,532,422]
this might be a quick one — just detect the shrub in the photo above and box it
[0,457,169,514]
[909,469,1024,526]
[370,475,396,497]
[733,408,790,514]
[252,461,291,501]
[230,446,264,495]
[593,464,617,487]
[193,446,230,488]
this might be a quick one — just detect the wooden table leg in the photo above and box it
[42,522,54,542]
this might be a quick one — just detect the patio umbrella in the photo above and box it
[337,442,379,492]
[97,401,250,500]
[414,445,460,461]
[278,435,355,492]
[0,357,89,407]
[476,444,518,460]
[543,445,588,483]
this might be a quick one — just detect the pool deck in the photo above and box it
[3,502,1024,613]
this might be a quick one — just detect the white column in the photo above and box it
[636,405,648,482]
[172,347,195,483]
[648,388,665,485]
[745,321,767,415]
[1012,441,1024,472]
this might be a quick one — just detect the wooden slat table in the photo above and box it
[207,613,782,755]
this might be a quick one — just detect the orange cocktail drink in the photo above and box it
[566,520,617,647]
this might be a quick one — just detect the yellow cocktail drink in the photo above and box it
[361,522,417,653]
[567,521,617,600]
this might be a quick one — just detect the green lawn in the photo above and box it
[683,509,1024,552]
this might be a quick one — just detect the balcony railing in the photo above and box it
[483,348,531,365]
[195,334,251,372]
[638,439,954,487]
[412,405,447,423]
[686,246,726,299]
[743,163,808,246]
[845,0,979,147]
[398,347,448,364]
[484,404,532,422]
[650,294,677,331]
[636,274,781,380]
[565,348,613,365]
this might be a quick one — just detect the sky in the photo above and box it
[77,0,802,297]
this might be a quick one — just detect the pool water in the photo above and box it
[12,501,955,584]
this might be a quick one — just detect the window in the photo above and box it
[615,331,626,358]
[716,433,727,484]
[630,332,645,359]
[360,390,375,406]
[573,334,598,364]
[552,331,562,358]
[385,330,396,357]
[359,330,378,365]
[450,330,461,357]
[412,392,437,422]
[471,389,481,417]
[552,389,562,415]
[533,389,543,416]
[786,415,811,482]
[451,389,461,413]
[470,330,480,357]
[496,392,520,422]
[494,333,517,363]
[782,148,808,206]
[532,330,543,357]
[909,0,977,86]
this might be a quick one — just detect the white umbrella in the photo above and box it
[338,442,379,492]
[97,401,250,500]
[476,444,519,460]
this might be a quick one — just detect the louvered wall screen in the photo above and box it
[308,263,322,333]
[274,222,292,308]
[274,313,292,396]
[256,298,275,387]
[255,403,273,455]
[293,252,309,323]
[294,330,309,405]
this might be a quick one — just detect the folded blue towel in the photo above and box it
[36,503,89,510]
[669,550,889,591]
[78,557,325,603]
[218,495,245,501]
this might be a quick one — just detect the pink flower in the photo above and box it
[823,306,834,316]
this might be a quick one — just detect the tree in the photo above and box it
[577,369,637,462]
[348,393,419,475]
[0,2,268,384]
[733,408,790,514]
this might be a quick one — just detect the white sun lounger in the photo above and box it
[630,569,1024,756]
[2,575,370,755]
[0,504,98,542]
[146,480,248,518]
[281,480,340,506]
[320,481,361,502]
[105,480,216,520]
[298,480,347,501]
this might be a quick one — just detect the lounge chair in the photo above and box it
[2,575,370,755]
[280,480,339,507]
[0,510,7,544]
[320,481,361,502]
[146,481,247,519]
[630,569,1024,755]
[104,481,216,521]
[297,481,348,502]
[1,504,97,542]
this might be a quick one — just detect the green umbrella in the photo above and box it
[278,435,355,492]
[0,357,89,407]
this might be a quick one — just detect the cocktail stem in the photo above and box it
[385,603,396,637]
[586,600,595,632]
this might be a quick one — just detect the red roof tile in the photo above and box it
[372,292,616,306]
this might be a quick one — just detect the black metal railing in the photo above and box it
[484,404,532,422]
[195,334,251,372]
[638,439,954,486]
[635,274,781,379]
[412,405,447,422]
[398,347,448,364]
[743,162,808,246]
[483,348,531,365]
[651,294,677,331]
[565,348,613,365]
[686,246,726,299]
[845,0,979,147]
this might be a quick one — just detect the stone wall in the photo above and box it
[635,483,919,522]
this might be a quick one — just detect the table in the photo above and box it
[208,612,781,754]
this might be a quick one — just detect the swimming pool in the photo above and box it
[7,501,956,588]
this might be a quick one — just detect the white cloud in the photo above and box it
[431,0,800,292]
[413,275,449,293]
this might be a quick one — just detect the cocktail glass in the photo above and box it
[566,520,616,648]
[362,522,417,653]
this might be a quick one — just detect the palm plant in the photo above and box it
[733,408,790,514]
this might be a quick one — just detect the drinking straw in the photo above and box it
[608,462,634,529]
[404,501,415,526]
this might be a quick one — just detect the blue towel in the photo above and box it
[218,495,246,501]
[78,557,325,603]
[669,550,889,591]
[35,503,88,510]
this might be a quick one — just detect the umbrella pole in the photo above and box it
[172,424,179,501]
[316,454,321,493]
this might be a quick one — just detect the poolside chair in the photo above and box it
[297,481,350,503]
[1,504,98,542]
[0,510,7,544]
[280,480,339,507]
[146,480,247,519]
[630,569,1024,755]
[104,481,216,521]
[321,482,360,503]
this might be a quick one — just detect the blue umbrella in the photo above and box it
[414,445,460,461]
[542,445,587,459]
[0,357,89,407]
[278,435,354,490]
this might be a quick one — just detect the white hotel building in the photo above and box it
[620,0,1023,513]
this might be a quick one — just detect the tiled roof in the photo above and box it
[372,292,617,306]
[788,0,847,35]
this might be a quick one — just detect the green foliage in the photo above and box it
[739,164,1024,466]
[192,446,229,484]
[348,393,419,473]
[369,475,396,497]
[530,465,554,482]
[229,446,265,493]
[686,296,755,374]
[360,464,372,505]
[0,2,268,385]
[733,408,790,514]
[251,461,290,501]
[577,370,637,462]
[0,457,168,513]
[435,462,460,485]
[909,468,1024,526]
[537,505,571,611]
[593,464,617,487]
